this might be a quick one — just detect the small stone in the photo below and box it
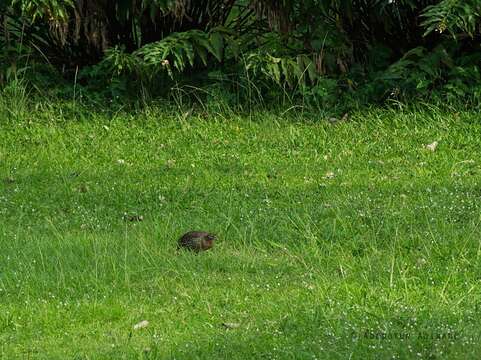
[222,322,240,329]
[328,113,348,124]
[324,171,335,179]
[416,258,427,268]
[133,320,149,330]
[425,141,438,152]
[123,214,144,222]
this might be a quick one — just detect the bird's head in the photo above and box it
[201,234,216,249]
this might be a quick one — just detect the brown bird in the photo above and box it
[178,231,216,252]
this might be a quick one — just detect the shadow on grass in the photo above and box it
[155,307,479,360]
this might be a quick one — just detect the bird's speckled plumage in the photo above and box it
[178,231,216,252]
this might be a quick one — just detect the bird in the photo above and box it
[177,231,216,252]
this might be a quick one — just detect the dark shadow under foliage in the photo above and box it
[1,0,481,109]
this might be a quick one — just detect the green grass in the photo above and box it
[1,102,481,359]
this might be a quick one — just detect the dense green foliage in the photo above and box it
[1,1,481,107]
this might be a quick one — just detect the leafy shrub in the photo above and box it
[1,0,481,108]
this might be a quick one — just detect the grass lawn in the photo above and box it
[1,103,481,359]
